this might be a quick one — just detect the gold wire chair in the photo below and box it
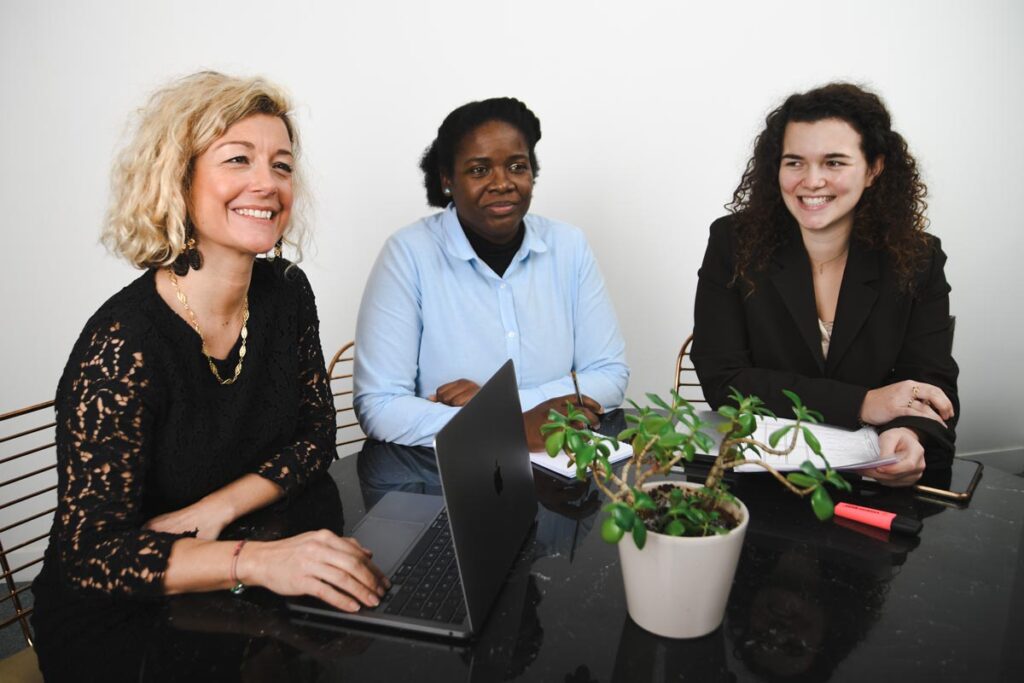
[673,333,707,406]
[0,399,55,681]
[327,341,365,458]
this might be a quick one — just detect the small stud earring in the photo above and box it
[443,187,452,197]
[272,238,283,260]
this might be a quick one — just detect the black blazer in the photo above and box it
[692,215,958,467]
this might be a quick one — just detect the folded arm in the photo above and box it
[871,241,959,460]
[354,238,460,446]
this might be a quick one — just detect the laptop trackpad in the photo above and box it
[351,492,444,576]
[353,518,425,576]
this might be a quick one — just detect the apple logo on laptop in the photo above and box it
[493,460,504,495]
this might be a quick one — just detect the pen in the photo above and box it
[833,502,922,535]
[571,370,583,407]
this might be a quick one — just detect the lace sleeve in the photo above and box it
[54,320,180,597]
[255,269,335,493]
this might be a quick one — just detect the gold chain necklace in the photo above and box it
[168,269,249,385]
[811,247,849,275]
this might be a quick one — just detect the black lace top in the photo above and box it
[33,259,335,600]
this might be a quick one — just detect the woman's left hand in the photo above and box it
[860,427,925,487]
[145,499,232,540]
[429,379,481,407]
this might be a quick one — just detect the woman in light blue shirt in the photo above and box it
[354,98,628,449]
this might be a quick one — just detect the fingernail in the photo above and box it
[369,596,380,607]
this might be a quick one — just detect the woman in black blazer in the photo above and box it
[692,83,958,486]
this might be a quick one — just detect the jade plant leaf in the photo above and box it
[601,516,624,543]
[769,425,792,448]
[545,431,565,458]
[799,460,825,481]
[811,486,834,520]
[632,489,656,511]
[801,426,822,456]
[610,503,636,531]
[632,521,647,549]
[646,393,670,411]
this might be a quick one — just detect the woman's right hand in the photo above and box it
[523,394,602,451]
[238,530,389,613]
[859,380,954,427]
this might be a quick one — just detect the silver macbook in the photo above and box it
[288,359,538,639]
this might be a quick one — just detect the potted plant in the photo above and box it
[541,388,851,638]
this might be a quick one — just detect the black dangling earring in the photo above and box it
[273,238,283,260]
[172,219,203,275]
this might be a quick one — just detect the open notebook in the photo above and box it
[531,440,633,478]
[689,411,897,472]
[530,408,633,478]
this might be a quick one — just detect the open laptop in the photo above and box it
[288,359,538,639]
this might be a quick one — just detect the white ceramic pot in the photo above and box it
[618,481,749,639]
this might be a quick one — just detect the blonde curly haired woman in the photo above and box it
[31,72,386,679]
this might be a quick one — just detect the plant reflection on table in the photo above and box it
[718,473,948,682]
[725,545,888,682]
[533,468,601,520]
[610,613,735,683]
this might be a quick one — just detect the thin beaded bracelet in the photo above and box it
[230,539,248,595]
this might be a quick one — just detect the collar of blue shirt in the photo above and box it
[440,204,549,267]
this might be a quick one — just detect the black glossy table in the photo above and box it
[59,443,1024,682]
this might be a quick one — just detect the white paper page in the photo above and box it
[689,413,897,472]
[531,439,633,478]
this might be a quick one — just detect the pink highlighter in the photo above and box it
[834,502,922,536]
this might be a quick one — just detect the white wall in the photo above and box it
[2,0,1022,457]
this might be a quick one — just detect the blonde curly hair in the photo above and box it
[103,71,308,268]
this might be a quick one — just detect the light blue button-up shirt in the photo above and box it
[354,206,629,447]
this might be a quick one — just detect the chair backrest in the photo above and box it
[327,341,365,458]
[0,400,58,648]
[673,333,707,406]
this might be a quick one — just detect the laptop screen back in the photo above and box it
[433,359,538,633]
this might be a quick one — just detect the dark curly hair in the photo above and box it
[419,97,542,208]
[728,83,930,293]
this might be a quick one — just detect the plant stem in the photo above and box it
[630,435,661,491]
[718,458,815,496]
[590,464,626,501]
[705,417,803,490]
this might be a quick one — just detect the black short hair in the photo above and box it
[419,97,542,208]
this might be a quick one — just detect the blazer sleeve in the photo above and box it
[875,238,959,465]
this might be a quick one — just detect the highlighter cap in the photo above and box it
[891,515,923,535]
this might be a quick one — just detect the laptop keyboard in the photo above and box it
[379,511,467,624]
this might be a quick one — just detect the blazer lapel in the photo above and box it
[770,239,826,372]
[826,241,881,371]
